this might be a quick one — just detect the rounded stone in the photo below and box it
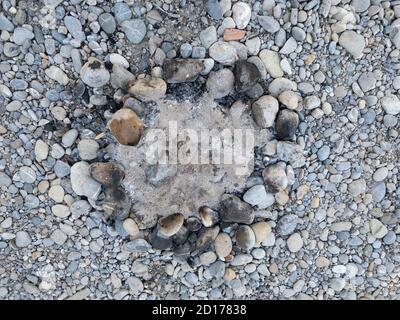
[206,68,235,99]
[235,225,256,250]
[157,213,185,238]
[275,109,299,140]
[214,233,232,259]
[89,162,125,188]
[287,233,303,253]
[78,139,99,161]
[80,57,110,88]
[263,163,288,192]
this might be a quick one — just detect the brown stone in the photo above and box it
[223,29,246,41]
[108,108,144,146]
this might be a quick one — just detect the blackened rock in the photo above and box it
[102,187,131,220]
[220,194,254,224]
[234,60,261,92]
[196,226,220,251]
[172,225,189,245]
[149,228,173,250]
[163,59,204,83]
[89,162,125,188]
[186,216,202,232]
[275,109,299,140]
[174,241,191,258]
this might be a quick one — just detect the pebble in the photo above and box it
[243,185,274,209]
[232,2,251,29]
[78,139,99,161]
[163,59,203,83]
[15,231,31,248]
[263,164,288,193]
[121,19,146,44]
[199,26,217,49]
[220,194,254,224]
[108,108,144,146]
[258,16,280,33]
[70,161,102,199]
[268,78,297,96]
[381,95,400,115]
[251,95,279,128]
[13,27,34,45]
[317,145,330,161]
[157,213,184,238]
[19,166,36,184]
[287,233,303,253]
[278,91,300,110]
[52,204,70,218]
[80,58,110,88]
[338,31,365,58]
[62,129,79,147]
[89,162,125,188]
[259,49,283,78]
[34,140,49,162]
[215,233,232,259]
[48,185,64,203]
[209,41,238,66]
[236,225,255,250]
[348,179,366,197]
[275,109,299,140]
[251,221,271,245]
[369,219,388,239]
[99,13,116,34]
[276,214,298,236]
[45,66,69,85]
[206,68,235,99]
[122,218,139,237]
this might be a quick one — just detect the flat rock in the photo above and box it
[339,31,365,58]
[163,59,204,83]
[209,41,238,66]
[128,77,167,101]
[234,60,261,92]
[220,194,254,224]
[252,95,279,128]
[381,95,400,115]
[121,19,146,44]
[70,161,102,199]
[259,49,283,78]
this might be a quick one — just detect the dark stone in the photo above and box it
[234,60,261,92]
[186,216,202,232]
[163,59,204,83]
[275,109,299,140]
[149,228,173,250]
[89,162,125,188]
[220,194,254,224]
[196,226,219,251]
[172,225,189,245]
[102,187,131,220]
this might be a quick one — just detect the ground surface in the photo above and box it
[1,0,400,300]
